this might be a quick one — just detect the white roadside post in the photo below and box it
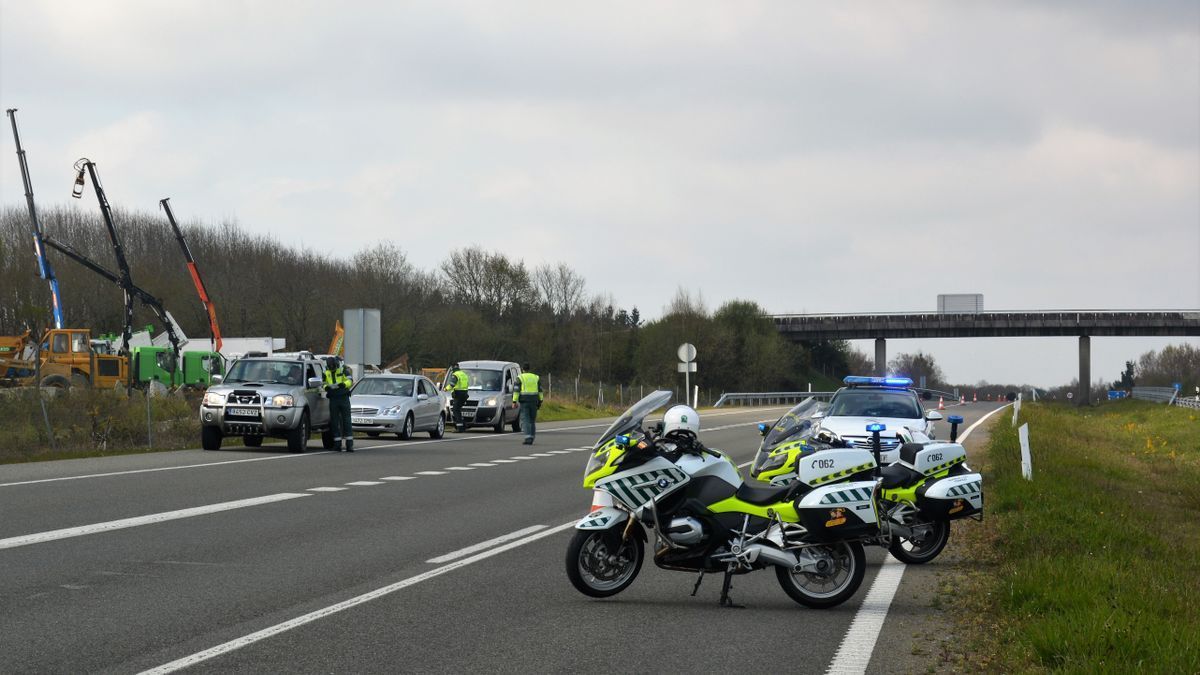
[677,343,697,407]
[1019,422,1032,480]
[1012,393,1021,426]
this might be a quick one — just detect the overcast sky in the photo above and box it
[2,1,1197,388]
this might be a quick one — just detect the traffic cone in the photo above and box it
[938,396,945,410]
[972,393,977,402]
[960,396,965,404]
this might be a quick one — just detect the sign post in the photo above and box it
[343,308,381,381]
[677,343,697,407]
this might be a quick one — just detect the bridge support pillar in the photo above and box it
[874,338,886,377]
[1078,335,1090,406]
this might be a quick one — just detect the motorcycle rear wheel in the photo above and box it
[565,529,643,598]
[776,540,866,609]
[888,518,950,564]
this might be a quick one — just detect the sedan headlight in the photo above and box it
[203,392,225,406]
[383,404,404,416]
[271,394,294,407]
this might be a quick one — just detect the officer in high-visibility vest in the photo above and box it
[323,357,354,451]
[514,364,543,445]
[447,363,470,432]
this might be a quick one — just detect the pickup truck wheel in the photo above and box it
[398,414,414,440]
[201,426,223,451]
[243,435,263,448]
[429,413,445,439]
[288,412,310,453]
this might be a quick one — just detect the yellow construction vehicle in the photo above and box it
[328,320,345,357]
[0,328,128,388]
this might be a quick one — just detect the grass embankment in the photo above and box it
[533,398,625,423]
[950,400,1200,672]
[0,388,199,463]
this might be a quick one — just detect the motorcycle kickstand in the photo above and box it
[718,566,744,609]
[691,572,705,597]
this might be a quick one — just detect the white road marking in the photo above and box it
[308,487,346,492]
[415,471,446,476]
[379,476,414,481]
[0,493,311,551]
[468,463,496,467]
[444,466,474,471]
[824,403,1010,674]
[424,525,549,564]
[510,456,535,460]
[345,481,383,486]
[139,521,577,674]
[825,557,907,674]
[490,459,518,463]
[0,453,334,488]
[546,450,571,454]
[529,453,553,457]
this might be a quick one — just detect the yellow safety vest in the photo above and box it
[514,372,542,402]
[450,370,469,392]
[323,365,351,390]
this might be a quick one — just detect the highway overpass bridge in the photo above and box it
[772,310,1200,404]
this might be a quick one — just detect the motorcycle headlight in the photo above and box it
[271,394,294,407]
[203,392,225,406]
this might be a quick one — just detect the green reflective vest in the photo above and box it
[450,370,469,392]
[323,365,351,396]
[514,372,542,402]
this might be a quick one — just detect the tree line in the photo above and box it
[1,205,858,395]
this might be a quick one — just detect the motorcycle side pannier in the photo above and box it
[794,480,879,542]
[917,473,983,520]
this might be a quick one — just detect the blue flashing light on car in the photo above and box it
[865,423,886,433]
[843,375,914,388]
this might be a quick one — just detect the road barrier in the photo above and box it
[1132,386,1200,410]
[713,387,963,408]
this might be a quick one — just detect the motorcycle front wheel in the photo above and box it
[565,529,644,598]
[776,540,866,609]
[888,518,950,564]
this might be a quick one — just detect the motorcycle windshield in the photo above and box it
[592,390,673,451]
[751,398,826,473]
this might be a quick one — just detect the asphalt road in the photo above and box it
[0,402,1007,674]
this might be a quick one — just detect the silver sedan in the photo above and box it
[349,374,447,440]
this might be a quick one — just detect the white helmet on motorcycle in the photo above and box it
[662,405,700,437]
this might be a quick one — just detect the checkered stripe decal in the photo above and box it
[599,467,687,508]
[946,480,981,497]
[579,515,612,528]
[819,486,873,504]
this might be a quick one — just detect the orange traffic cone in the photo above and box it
[938,396,945,410]
[972,393,977,402]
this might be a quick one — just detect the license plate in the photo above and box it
[352,417,370,425]
[228,407,258,417]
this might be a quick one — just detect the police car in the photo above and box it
[815,376,943,464]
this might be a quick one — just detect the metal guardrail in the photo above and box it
[1132,386,1200,409]
[713,388,963,408]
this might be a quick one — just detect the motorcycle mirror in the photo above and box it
[652,421,664,434]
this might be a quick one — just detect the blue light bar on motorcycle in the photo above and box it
[948,415,963,424]
[757,422,769,434]
[616,434,631,446]
[843,376,914,388]
[865,423,886,433]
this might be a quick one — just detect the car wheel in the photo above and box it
[429,413,445,439]
[511,415,521,433]
[201,425,223,451]
[287,411,310,453]
[243,435,264,447]
[398,414,414,440]
[493,412,505,433]
[366,431,381,438]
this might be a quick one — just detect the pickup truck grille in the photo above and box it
[351,406,379,415]
[228,391,263,405]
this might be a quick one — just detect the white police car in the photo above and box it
[815,376,944,464]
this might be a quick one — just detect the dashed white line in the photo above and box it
[529,453,553,457]
[444,466,474,471]
[468,463,497,467]
[0,493,312,551]
[379,476,414,481]
[510,456,535,460]
[0,453,334,488]
[545,450,571,454]
[425,524,549,564]
[490,459,518,463]
[345,481,384,486]
[308,487,347,492]
[415,471,447,476]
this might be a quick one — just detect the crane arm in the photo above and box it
[6,109,65,329]
[160,198,222,352]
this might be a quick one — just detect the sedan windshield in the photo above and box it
[827,389,921,419]
[225,360,305,385]
[353,377,414,397]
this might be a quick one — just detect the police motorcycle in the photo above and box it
[565,390,874,609]
[749,396,984,564]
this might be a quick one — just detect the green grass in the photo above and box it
[952,400,1200,673]
[535,398,626,423]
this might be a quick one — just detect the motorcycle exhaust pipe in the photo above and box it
[743,544,799,570]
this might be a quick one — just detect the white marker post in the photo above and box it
[677,343,697,405]
[1018,423,1032,480]
[1012,394,1021,426]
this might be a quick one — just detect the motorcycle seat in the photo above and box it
[735,482,792,506]
[880,463,923,489]
[899,442,926,465]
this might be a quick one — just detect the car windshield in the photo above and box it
[463,369,503,391]
[592,390,673,451]
[352,377,414,397]
[827,389,922,419]
[224,360,305,386]
[761,398,825,451]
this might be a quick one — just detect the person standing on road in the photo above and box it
[324,357,354,452]
[448,363,470,432]
[514,364,543,445]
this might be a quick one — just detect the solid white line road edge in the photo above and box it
[425,524,549,564]
[823,403,1011,675]
[139,521,577,675]
[0,493,312,551]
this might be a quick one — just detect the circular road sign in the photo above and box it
[677,343,697,363]
[1067,392,1074,399]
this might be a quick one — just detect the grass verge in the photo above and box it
[946,400,1200,672]
[534,398,626,423]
